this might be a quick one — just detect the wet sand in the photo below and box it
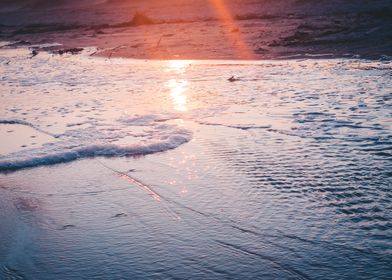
[1,130,391,279]
[0,47,391,278]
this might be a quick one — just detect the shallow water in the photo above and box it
[0,47,391,279]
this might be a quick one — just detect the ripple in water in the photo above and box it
[0,47,391,279]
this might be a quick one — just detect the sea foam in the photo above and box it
[0,116,191,171]
[1,46,391,171]
[0,47,198,171]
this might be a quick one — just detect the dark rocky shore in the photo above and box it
[0,0,391,59]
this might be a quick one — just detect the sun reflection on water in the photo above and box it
[166,60,192,73]
[166,60,192,112]
[167,79,188,112]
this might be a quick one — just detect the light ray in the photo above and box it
[208,0,253,59]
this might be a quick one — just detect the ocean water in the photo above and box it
[0,46,391,279]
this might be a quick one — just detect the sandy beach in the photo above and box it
[1,0,392,59]
[1,1,392,279]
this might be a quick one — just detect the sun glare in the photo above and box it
[166,60,192,73]
[165,60,192,112]
[208,0,253,59]
[167,79,188,112]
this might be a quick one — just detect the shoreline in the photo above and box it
[1,39,390,62]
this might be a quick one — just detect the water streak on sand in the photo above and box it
[98,160,162,201]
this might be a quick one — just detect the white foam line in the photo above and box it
[0,119,59,138]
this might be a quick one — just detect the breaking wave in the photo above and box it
[0,116,192,171]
